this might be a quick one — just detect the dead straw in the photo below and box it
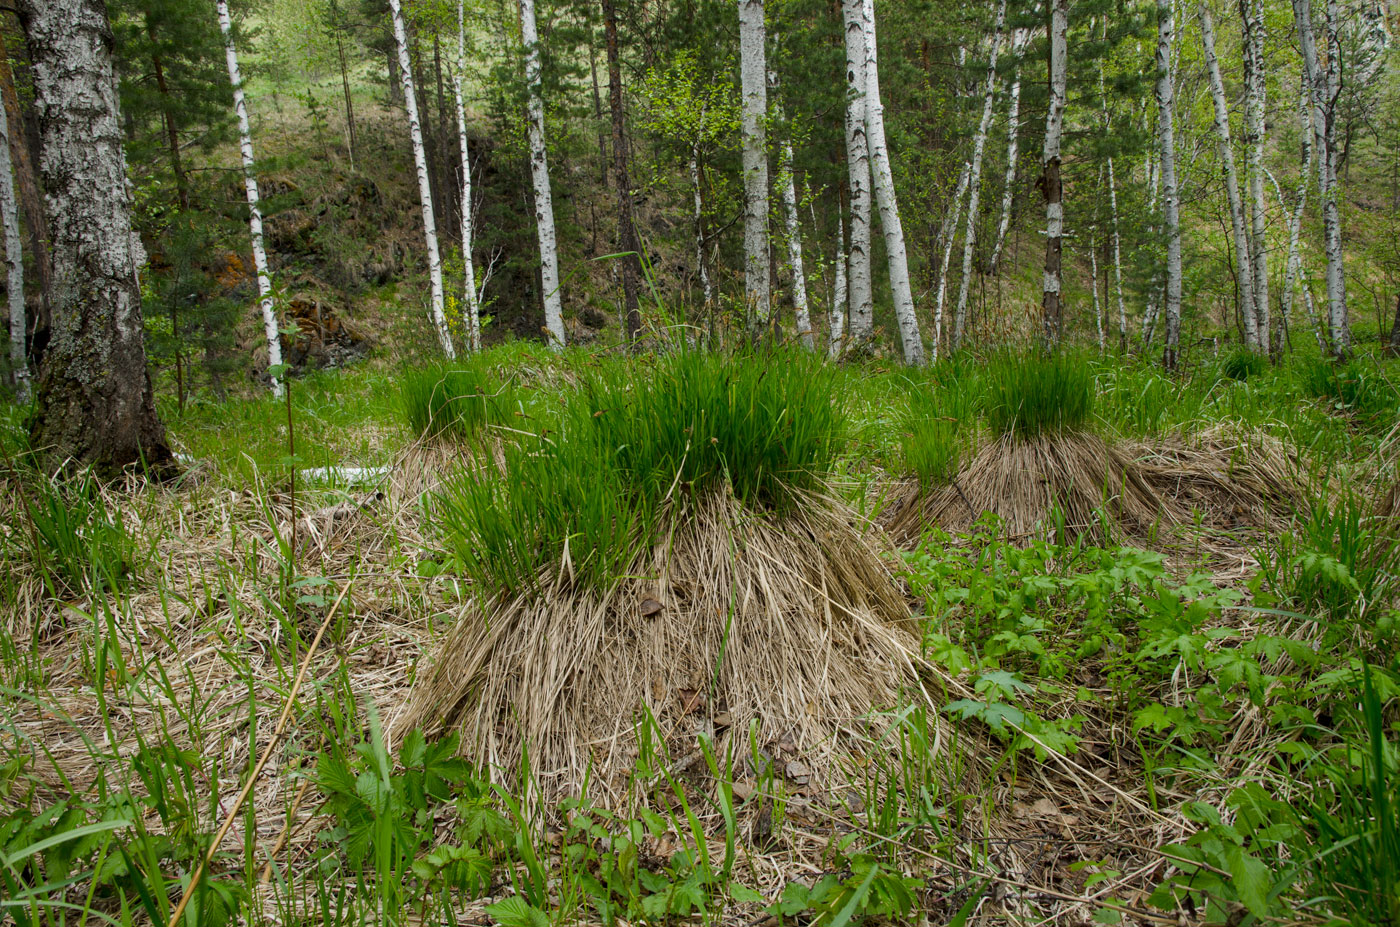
[166,580,352,927]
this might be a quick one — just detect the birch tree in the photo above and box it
[389,0,455,358]
[934,163,970,359]
[988,25,1029,276]
[770,72,814,349]
[1199,3,1257,348]
[19,0,170,473]
[519,0,565,348]
[1039,0,1067,343]
[451,0,481,351]
[1293,0,1349,356]
[1272,91,1327,351]
[1240,0,1269,349]
[840,0,873,349]
[829,212,847,356]
[738,0,770,330]
[1154,0,1182,369]
[217,0,285,395]
[862,0,922,365]
[952,0,1007,349]
[689,148,712,308]
[0,93,27,402]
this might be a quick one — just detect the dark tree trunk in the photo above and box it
[148,44,190,212]
[328,0,358,166]
[0,29,51,367]
[17,0,171,475]
[602,0,641,342]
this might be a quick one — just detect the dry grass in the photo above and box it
[396,489,941,804]
[884,431,1168,546]
[1126,425,1304,531]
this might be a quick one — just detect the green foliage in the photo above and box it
[1298,357,1399,422]
[398,360,515,442]
[898,367,978,488]
[982,350,1096,439]
[433,348,848,596]
[1294,664,1400,926]
[1256,491,1399,627]
[9,470,146,596]
[1218,347,1268,381]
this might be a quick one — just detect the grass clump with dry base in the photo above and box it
[888,350,1165,544]
[401,348,933,801]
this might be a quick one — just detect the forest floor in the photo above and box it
[2,342,1399,927]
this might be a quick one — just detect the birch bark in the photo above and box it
[689,149,713,308]
[453,0,481,351]
[520,0,565,348]
[389,0,455,357]
[19,0,170,472]
[771,73,813,349]
[952,0,1007,349]
[1240,0,1270,349]
[1155,0,1182,369]
[863,0,922,364]
[1293,0,1349,356]
[1039,0,1067,344]
[738,0,771,330]
[988,27,1029,276]
[934,163,970,360]
[830,211,848,357]
[1199,3,1257,348]
[218,0,286,394]
[841,0,873,349]
[0,96,26,401]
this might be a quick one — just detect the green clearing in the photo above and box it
[2,344,1399,926]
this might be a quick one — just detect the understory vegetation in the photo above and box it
[1,343,1397,926]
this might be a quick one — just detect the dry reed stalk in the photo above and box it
[166,581,352,927]
[396,490,940,803]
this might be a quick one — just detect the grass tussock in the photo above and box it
[885,431,1165,545]
[406,348,936,797]
[982,350,1095,440]
[432,348,848,596]
[401,490,928,801]
[399,360,515,442]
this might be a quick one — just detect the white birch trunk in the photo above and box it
[1089,231,1104,351]
[830,212,848,357]
[988,26,1030,276]
[862,0,922,365]
[952,0,1008,349]
[738,0,770,328]
[1199,2,1257,348]
[934,163,970,361]
[1268,168,1326,352]
[689,149,712,308]
[389,0,454,358]
[777,123,813,349]
[841,0,873,350]
[1240,0,1270,349]
[1108,157,1128,350]
[519,0,565,348]
[1039,0,1067,342]
[1155,0,1182,368]
[453,0,481,351]
[218,0,284,396]
[1293,0,1348,355]
[0,93,27,403]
